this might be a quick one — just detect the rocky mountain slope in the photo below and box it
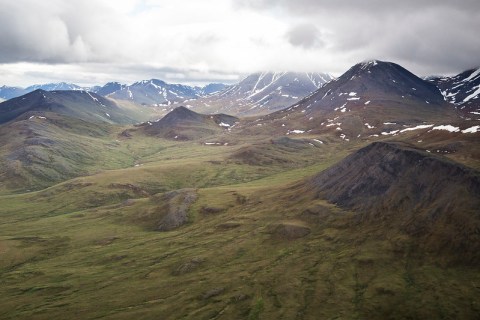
[170,72,334,116]
[428,67,480,116]
[307,141,480,263]
[104,79,201,105]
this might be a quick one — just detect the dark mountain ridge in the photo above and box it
[296,60,446,112]
[306,141,480,264]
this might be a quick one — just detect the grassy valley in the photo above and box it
[1,118,479,319]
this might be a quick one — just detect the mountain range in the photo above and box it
[238,60,466,140]
[0,81,226,104]
[3,66,479,120]
[0,73,333,116]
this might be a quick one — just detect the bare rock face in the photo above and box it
[156,189,197,231]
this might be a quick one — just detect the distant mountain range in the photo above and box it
[0,73,333,116]
[172,72,335,116]
[0,81,226,104]
[103,79,203,105]
[0,82,85,100]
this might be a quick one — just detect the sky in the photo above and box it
[0,0,479,87]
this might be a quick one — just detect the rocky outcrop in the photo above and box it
[156,189,197,231]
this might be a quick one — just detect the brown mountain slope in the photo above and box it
[305,141,480,264]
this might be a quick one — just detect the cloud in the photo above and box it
[0,0,479,86]
[285,23,324,49]
[235,0,480,74]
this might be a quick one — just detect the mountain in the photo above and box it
[139,106,238,140]
[298,60,446,111]
[0,85,27,100]
[0,89,141,125]
[428,67,480,116]
[104,79,201,106]
[0,112,118,192]
[307,141,480,263]
[92,81,127,96]
[25,82,85,92]
[242,60,459,140]
[196,83,226,95]
[172,72,334,116]
[0,83,87,100]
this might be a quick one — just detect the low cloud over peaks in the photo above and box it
[286,23,324,49]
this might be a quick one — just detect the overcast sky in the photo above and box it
[1,0,479,87]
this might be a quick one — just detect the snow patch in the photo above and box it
[326,122,341,127]
[288,130,305,134]
[400,124,434,132]
[463,85,480,102]
[461,125,480,133]
[381,130,399,136]
[432,125,460,133]
[364,123,375,129]
[464,68,480,82]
